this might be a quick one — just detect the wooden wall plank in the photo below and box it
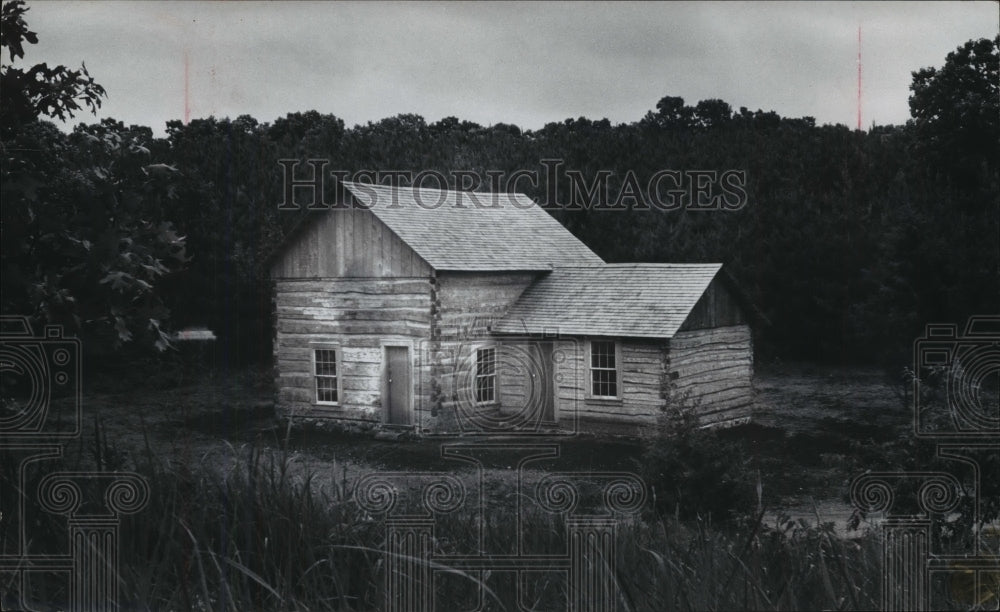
[271,210,431,279]
[668,324,754,424]
[273,277,432,423]
[678,278,747,331]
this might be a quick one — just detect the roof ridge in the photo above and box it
[342,180,527,198]
[550,263,722,269]
[335,180,604,271]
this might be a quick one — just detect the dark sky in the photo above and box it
[17,1,999,135]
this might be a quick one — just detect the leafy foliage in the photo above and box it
[640,406,758,523]
[0,1,105,132]
[2,3,996,369]
[1,1,187,352]
[909,35,999,191]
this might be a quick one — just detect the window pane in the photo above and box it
[477,348,495,376]
[475,348,496,403]
[315,350,337,372]
[591,342,615,368]
[475,375,495,403]
[317,376,338,403]
[590,342,618,397]
[315,349,338,403]
[600,375,617,397]
[316,362,336,376]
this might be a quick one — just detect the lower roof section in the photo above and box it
[491,263,723,339]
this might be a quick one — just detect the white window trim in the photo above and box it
[311,344,342,406]
[587,339,622,400]
[474,343,499,406]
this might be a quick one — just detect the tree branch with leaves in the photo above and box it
[1,0,188,352]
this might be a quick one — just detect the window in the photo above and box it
[590,341,618,398]
[475,347,496,404]
[314,348,339,404]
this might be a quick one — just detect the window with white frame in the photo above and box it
[590,340,619,398]
[314,348,339,404]
[475,347,496,404]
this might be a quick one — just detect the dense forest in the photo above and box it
[2,1,997,373]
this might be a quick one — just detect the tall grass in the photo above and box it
[118,439,382,610]
[5,428,887,610]
[616,513,882,611]
[118,443,884,610]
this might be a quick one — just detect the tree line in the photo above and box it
[2,1,997,372]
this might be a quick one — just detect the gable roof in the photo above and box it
[492,263,723,339]
[340,182,604,271]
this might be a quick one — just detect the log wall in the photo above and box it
[667,324,754,427]
[273,278,433,425]
[485,327,754,434]
[422,271,539,432]
[542,340,668,428]
[271,232,754,433]
[492,340,577,428]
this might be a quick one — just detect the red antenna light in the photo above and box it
[857,25,862,131]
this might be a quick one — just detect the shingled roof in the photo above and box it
[341,182,603,271]
[492,263,723,338]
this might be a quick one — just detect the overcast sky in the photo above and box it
[15,1,999,136]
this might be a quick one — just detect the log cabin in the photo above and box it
[269,181,754,436]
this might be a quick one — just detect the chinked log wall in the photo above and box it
[667,324,754,427]
[426,272,538,432]
[547,340,668,429]
[273,281,753,431]
[270,210,753,432]
[273,278,433,425]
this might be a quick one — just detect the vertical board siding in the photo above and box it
[494,342,557,423]
[270,209,432,278]
[678,278,746,332]
[668,324,754,427]
[273,278,433,424]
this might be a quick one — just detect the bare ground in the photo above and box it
[750,361,911,533]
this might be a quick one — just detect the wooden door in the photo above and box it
[537,342,556,423]
[385,346,411,425]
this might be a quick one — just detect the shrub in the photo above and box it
[639,405,758,523]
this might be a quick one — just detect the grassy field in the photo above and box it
[3,361,993,610]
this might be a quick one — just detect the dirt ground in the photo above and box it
[750,362,912,532]
[64,361,912,534]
